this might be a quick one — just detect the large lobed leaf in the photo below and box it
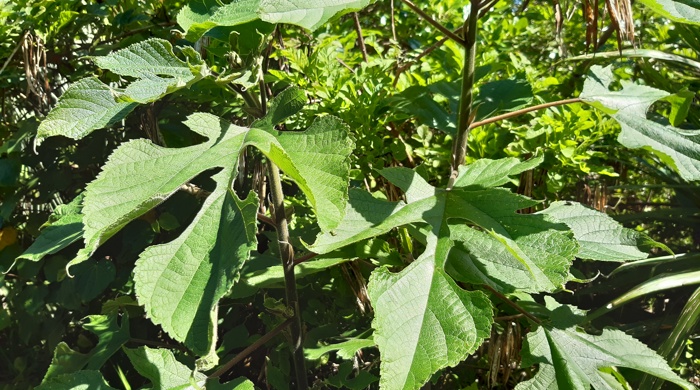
[581,65,700,181]
[311,157,585,389]
[72,91,352,358]
[177,0,377,40]
[37,39,208,143]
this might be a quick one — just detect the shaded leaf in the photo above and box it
[125,347,207,390]
[305,337,375,360]
[18,194,84,262]
[36,371,117,390]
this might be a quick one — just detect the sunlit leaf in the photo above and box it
[539,201,648,261]
[310,158,578,389]
[581,65,700,181]
[178,0,377,40]
[637,0,700,25]
[517,300,694,390]
[72,98,351,356]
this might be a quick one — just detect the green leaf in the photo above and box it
[637,0,700,25]
[569,49,700,73]
[36,77,138,143]
[517,312,694,389]
[73,111,351,355]
[178,0,376,40]
[581,65,700,181]
[589,269,700,321]
[310,158,572,389]
[369,257,493,390]
[125,347,207,390]
[42,343,90,382]
[252,86,307,128]
[474,77,533,119]
[305,337,375,360]
[37,39,208,142]
[83,313,130,370]
[18,194,84,262]
[447,222,576,293]
[42,312,129,380]
[134,184,258,360]
[91,38,208,103]
[539,201,648,261]
[36,371,118,390]
[453,156,543,188]
[666,89,696,127]
[205,377,256,390]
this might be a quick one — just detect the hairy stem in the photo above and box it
[268,163,308,389]
[449,0,479,188]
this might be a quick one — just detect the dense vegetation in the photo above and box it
[1,0,699,388]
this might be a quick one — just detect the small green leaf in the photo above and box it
[125,347,207,390]
[305,337,375,360]
[665,89,696,127]
[252,86,307,128]
[453,156,543,188]
[474,77,533,119]
[18,195,84,262]
[206,377,256,390]
[84,313,130,370]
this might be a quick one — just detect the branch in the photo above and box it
[353,13,369,62]
[209,317,294,378]
[483,285,542,325]
[400,0,466,47]
[469,98,582,130]
[293,252,318,266]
